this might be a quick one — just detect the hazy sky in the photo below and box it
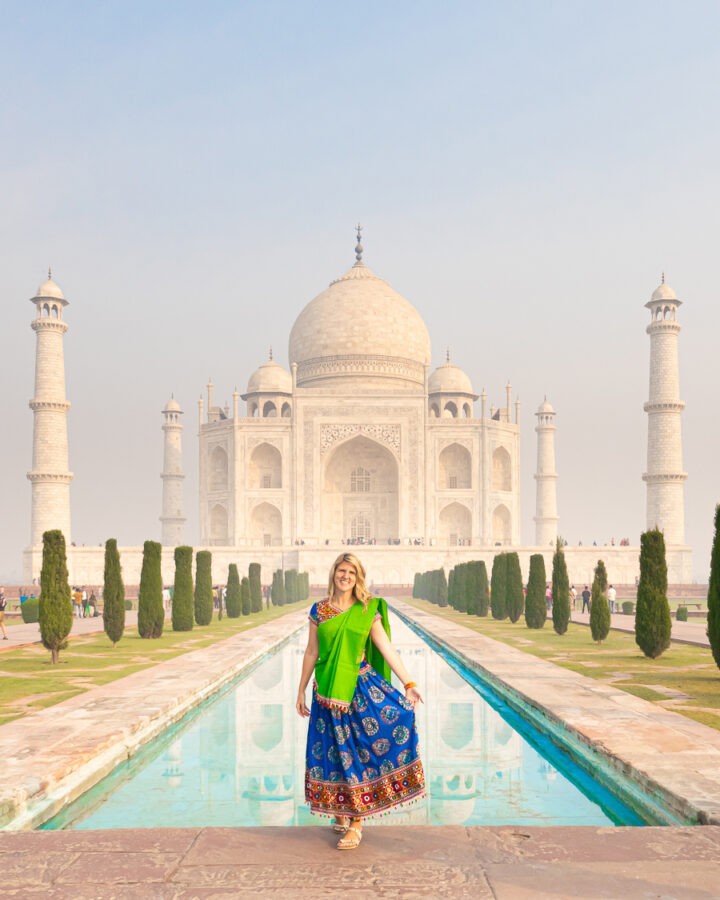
[2,1,719,582]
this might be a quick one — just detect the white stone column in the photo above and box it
[534,398,558,547]
[27,274,73,547]
[643,277,687,544]
[160,397,185,546]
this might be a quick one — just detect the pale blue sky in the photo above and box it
[2,1,719,580]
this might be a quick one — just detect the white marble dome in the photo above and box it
[35,276,65,300]
[537,398,555,414]
[246,359,292,394]
[429,360,474,395]
[651,280,677,302]
[164,396,181,412]
[288,260,431,387]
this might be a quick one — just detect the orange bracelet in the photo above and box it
[404,681,416,690]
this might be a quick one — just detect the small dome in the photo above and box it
[651,282,677,302]
[246,359,292,395]
[164,396,182,412]
[537,398,555,414]
[35,277,65,300]
[428,361,474,395]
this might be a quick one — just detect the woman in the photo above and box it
[296,553,425,850]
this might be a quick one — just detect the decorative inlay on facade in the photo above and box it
[642,472,688,483]
[29,400,71,411]
[27,472,74,483]
[31,320,68,334]
[247,436,284,450]
[299,354,424,385]
[320,423,401,457]
[643,401,686,412]
[437,436,473,452]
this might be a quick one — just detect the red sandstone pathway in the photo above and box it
[2,825,718,898]
[571,610,710,647]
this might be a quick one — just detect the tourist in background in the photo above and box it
[581,586,591,613]
[607,584,617,614]
[0,587,8,640]
[296,552,425,850]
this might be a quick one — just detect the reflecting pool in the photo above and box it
[45,613,644,829]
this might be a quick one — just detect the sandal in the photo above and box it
[332,816,349,833]
[337,825,363,850]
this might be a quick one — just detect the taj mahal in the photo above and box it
[23,229,693,586]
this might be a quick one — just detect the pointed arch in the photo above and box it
[249,442,282,489]
[438,443,471,490]
[492,446,511,491]
[438,501,471,545]
[492,504,511,545]
[210,446,228,490]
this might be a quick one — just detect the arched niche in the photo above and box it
[248,401,259,417]
[210,504,228,544]
[438,443,471,490]
[430,403,440,418]
[250,501,282,546]
[210,445,228,491]
[492,504,511,545]
[443,401,458,418]
[322,434,398,542]
[281,402,291,417]
[438,501,471,544]
[462,403,472,418]
[249,442,282,489]
[263,400,277,418]
[492,446,511,491]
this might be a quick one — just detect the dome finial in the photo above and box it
[48,266,52,281]
[269,346,273,361]
[355,223,363,263]
[661,271,665,284]
[446,347,450,363]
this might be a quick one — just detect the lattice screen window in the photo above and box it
[350,467,370,492]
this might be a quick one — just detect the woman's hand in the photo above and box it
[296,694,311,718]
[405,686,424,710]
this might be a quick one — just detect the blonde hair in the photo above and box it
[327,553,373,609]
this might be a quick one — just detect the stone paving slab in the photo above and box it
[571,609,711,647]
[1,826,718,899]
[0,609,308,831]
[392,600,720,826]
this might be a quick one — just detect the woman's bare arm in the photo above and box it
[369,619,424,708]
[296,622,319,717]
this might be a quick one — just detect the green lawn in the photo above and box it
[401,597,720,732]
[0,602,309,727]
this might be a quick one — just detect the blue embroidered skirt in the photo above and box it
[304,662,425,818]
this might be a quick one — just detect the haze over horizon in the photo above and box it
[2,1,719,583]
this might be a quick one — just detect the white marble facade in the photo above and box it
[198,245,521,551]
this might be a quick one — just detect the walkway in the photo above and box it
[571,610,710,648]
[2,824,719,898]
[1,611,140,650]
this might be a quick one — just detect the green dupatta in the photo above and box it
[314,597,391,712]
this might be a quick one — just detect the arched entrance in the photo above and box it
[322,435,399,542]
[438,502,471,545]
[250,502,282,546]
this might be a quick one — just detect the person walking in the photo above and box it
[607,584,617,614]
[296,552,425,850]
[581,585,591,613]
[0,587,8,640]
[569,585,577,611]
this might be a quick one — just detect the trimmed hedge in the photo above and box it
[506,552,524,623]
[589,575,610,643]
[551,539,571,635]
[194,550,214,626]
[241,576,251,616]
[138,540,164,638]
[676,606,688,622]
[21,596,39,624]
[249,563,263,613]
[226,564,241,617]
[525,553,546,629]
[172,546,194,631]
[490,553,508,620]
[103,538,126,647]
[622,601,635,615]
[708,505,720,670]
[39,530,73,664]
[635,529,671,659]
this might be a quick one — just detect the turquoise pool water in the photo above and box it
[45,613,646,829]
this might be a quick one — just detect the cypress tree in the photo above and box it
[437,568,448,607]
[490,553,508,620]
[284,569,293,604]
[103,538,125,647]
[476,561,490,616]
[138,540,164,638]
[635,529,672,658]
[38,529,73,664]
[447,568,455,608]
[708,505,720,670]
[464,563,477,615]
[194,550,214,626]
[302,572,310,601]
[412,573,420,598]
[551,538,571,635]
[241,576,251,615]
[454,564,468,612]
[226,564,241,617]
[172,545,194,631]
[506,552,524,623]
[590,575,611,643]
[249,563,263,613]
[525,553,547,628]
[595,559,609,593]
[274,569,286,605]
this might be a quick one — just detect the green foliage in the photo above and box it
[137,540,164,639]
[21,597,39,623]
[447,568,455,608]
[38,532,73,665]
[635,529,672,659]
[594,559,609,593]
[436,568,448,607]
[506,552,524,623]
[285,569,300,605]
[708,505,720,670]
[551,539,571,635]
[102,538,126,647]
[466,563,478,615]
[490,553,508,620]
[226,564,241,617]
[622,601,635,616]
[475,561,490,616]
[272,569,286,606]
[525,553,547,629]
[249,563,263,613]
[194,550,214,626]
[241,576,251,616]
[589,577,611,643]
[171,546,194,632]
[412,573,420,598]
[124,599,132,610]
[676,606,688,622]
[300,572,310,601]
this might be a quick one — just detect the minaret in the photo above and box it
[27,271,73,546]
[643,275,687,544]
[534,397,558,547]
[160,396,185,546]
